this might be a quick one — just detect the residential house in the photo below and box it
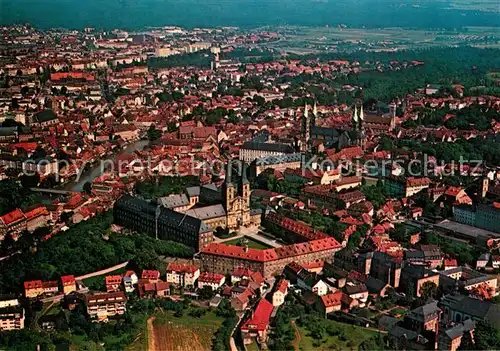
[231,267,255,284]
[476,253,490,270]
[165,263,200,288]
[61,275,76,295]
[272,279,288,307]
[297,270,329,296]
[42,281,59,296]
[317,290,342,316]
[240,298,274,344]
[141,270,160,283]
[105,275,123,293]
[0,298,24,331]
[86,292,127,322]
[365,276,391,297]
[198,272,225,290]
[231,287,255,311]
[343,282,368,306]
[24,206,50,232]
[0,209,27,237]
[24,280,43,298]
[155,282,170,297]
[123,271,138,292]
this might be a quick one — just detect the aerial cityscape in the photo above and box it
[0,0,500,350]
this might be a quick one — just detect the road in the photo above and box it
[75,261,129,280]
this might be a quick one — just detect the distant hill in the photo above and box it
[1,0,499,30]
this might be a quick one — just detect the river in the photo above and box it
[60,139,150,192]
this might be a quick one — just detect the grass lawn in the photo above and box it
[246,341,260,351]
[297,320,378,351]
[222,236,271,250]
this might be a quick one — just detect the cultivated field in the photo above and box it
[261,26,500,54]
[145,312,223,351]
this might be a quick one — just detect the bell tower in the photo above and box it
[303,102,310,143]
[224,159,235,210]
[359,105,366,151]
[241,162,250,208]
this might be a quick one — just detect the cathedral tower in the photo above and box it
[224,159,235,211]
[303,102,310,142]
[241,162,250,208]
[359,105,366,151]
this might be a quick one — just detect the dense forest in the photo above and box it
[0,211,194,294]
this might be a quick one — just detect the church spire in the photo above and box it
[353,105,359,123]
[313,101,317,117]
[225,159,233,186]
[304,102,309,120]
[241,162,249,185]
[359,105,364,122]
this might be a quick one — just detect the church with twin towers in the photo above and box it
[301,101,396,152]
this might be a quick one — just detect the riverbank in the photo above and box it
[59,139,150,192]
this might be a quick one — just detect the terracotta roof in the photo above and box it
[166,263,199,274]
[42,281,59,289]
[201,237,341,263]
[1,209,26,226]
[276,279,288,294]
[199,272,225,284]
[142,270,160,280]
[61,275,75,286]
[24,206,48,220]
[24,280,42,289]
[241,298,274,332]
[321,290,343,308]
[105,275,122,285]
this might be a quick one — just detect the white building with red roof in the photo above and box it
[0,209,27,237]
[272,279,288,307]
[198,272,225,290]
[61,275,76,295]
[165,263,200,287]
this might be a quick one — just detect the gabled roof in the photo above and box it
[0,209,25,226]
[241,299,274,332]
[320,290,342,308]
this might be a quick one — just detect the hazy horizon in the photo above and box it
[1,0,500,30]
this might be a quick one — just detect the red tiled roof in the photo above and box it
[241,298,274,332]
[105,275,123,285]
[166,263,199,274]
[321,290,343,308]
[276,279,288,294]
[24,206,49,220]
[61,275,75,286]
[142,270,160,280]
[201,237,341,263]
[51,72,95,81]
[156,281,170,291]
[24,280,42,289]
[199,272,225,284]
[1,209,25,226]
[265,212,328,241]
[42,281,58,289]
[10,142,38,152]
